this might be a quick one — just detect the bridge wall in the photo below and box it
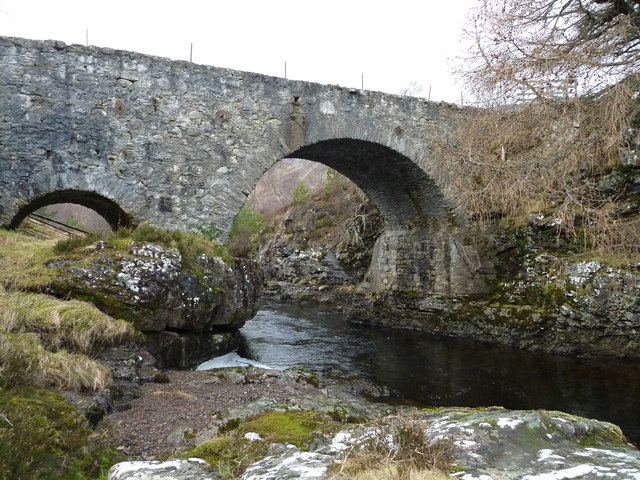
[0,36,490,295]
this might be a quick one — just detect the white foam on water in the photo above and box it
[196,351,274,371]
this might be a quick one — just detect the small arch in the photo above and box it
[9,190,132,232]
[289,139,450,229]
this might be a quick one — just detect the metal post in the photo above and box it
[285,61,287,79]
[190,43,193,62]
[361,74,364,90]
[428,86,432,101]
[85,29,88,47]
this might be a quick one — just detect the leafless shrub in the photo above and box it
[431,77,639,261]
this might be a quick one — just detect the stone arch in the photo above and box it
[8,190,132,232]
[288,138,452,229]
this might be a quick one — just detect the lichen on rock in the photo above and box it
[46,238,261,367]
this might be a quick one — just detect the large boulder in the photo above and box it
[48,241,261,333]
[107,406,640,480]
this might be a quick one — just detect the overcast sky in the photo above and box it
[0,0,476,103]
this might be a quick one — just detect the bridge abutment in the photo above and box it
[364,224,491,296]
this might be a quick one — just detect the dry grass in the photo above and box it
[152,390,196,400]
[432,79,640,261]
[330,417,453,480]
[330,464,452,480]
[0,331,110,391]
[0,291,136,354]
[0,229,58,291]
[43,350,111,391]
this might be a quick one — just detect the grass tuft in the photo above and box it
[53,222,233,265]
[0,230,58,291]
[329,463,452,480]
[0,291,137,354]
[330,417,453,480]
[0,331,112,392]
[43,350,112,392]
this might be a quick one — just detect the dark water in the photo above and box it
[239,303,640,446]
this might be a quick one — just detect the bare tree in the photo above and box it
[461,0,640,103]
[399,81,425,97]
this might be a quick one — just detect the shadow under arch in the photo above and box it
[9,190,133,232]
[289,138,451,229]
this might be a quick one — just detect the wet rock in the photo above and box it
[235,408,640,480]
[144,330,241,369]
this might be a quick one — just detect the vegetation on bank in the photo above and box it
[231,168,382,282]
[432,83,640,263]
[182,409,454,480]
[0,387,122,480]
[184,410,341,478]
[54,222,232,265]
[329,417,453,480]
[439,0,640,263]
[0,224,238,478]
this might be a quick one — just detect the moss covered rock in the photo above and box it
[48,241,261,333]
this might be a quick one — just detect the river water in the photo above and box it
[218,304,640,446]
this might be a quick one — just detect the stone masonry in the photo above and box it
[0,36,488,295]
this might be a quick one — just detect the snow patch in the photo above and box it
[497,417,524,429]
[245,432,262,442]
[461,474,494,480]
[522,464,597,480]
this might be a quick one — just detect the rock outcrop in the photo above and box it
[107,458,215,480]
[353,229,640,359]
[48,240,261,367]
[105,367,640,480]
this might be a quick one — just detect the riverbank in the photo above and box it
[104,364,640,480]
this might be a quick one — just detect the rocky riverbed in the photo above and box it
[104,364,640,480]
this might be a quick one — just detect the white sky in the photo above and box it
[0,0,476,103]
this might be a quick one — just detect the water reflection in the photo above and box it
[240,304,640,446]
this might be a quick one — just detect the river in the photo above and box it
[205,303,640,446]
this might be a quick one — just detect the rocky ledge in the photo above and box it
[48,240,261,367]
[104,367,640,480]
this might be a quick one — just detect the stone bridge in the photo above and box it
[0,36,490,296]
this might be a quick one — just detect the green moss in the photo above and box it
[0,387,122,480]
[540,411,628,447]
[185,410,341,478]
[66,289,143,326]
[185,435,268,479]
[420,407,447,414]
[577,430,628,448]
[238,410,336,449]
[398,290,421,299]
[219,417,242,434]
[294,369,322,388]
